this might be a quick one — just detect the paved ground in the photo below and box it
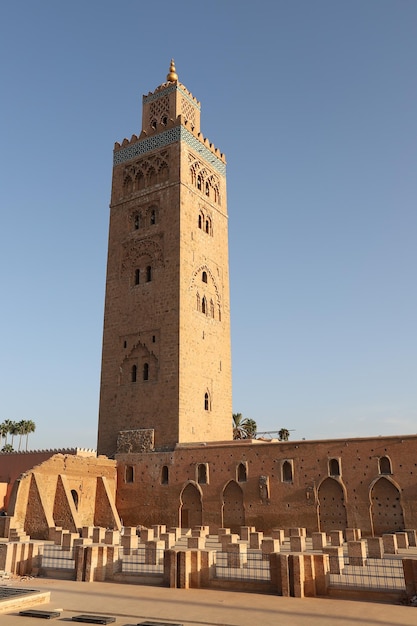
[1,578,417,626]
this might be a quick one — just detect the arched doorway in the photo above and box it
[222,481,245,533]
[318,477,347,533]
[180,483,202,529]
[370,477,404,535]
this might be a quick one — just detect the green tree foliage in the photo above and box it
[0,419,36,452]
[232,413,257,440]
[278,428,290,441]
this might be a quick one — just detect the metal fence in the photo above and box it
[120,546,165,575]
[214,550,270,581]
[41,545,76,571]
[330,557,405,591]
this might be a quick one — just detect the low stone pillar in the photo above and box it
[163,549,177,588]
[249,531,264,549]
[140,528,154,542]
[145,539,165,565]
[271,528,285,543]
[405,529,417,547]
[302,554,317,597]
[226,542,248,568]
[121,532,138,553]
[62,532,79,551]
[160,532,176,549]
[289,553,305,597]
[92,527,106,544]
[220,533,238,551]
[347,540,367,566]
[270,553,290,596]
[290,535,306,552]
[396,532,409,549]
[383,533,398,554]
[312,532,327,550]
[403,558,417,597]
[324,546,344,574]
[313,553,330,596]
[217,528,231,537]
[104,545,122,578]
[104,529,120,545]
[240,526,255,541]
[330,530,344,547]
[49,527,63,544]
[261,538,280,560]
[176,550,192,589]
[367,537,384,558]
[191,528,205,538]
[169,527,182,541]
[81,526,94,539]
[187,536,205,550]
[289,527,306,537]
[152,524,166,537]
[75,545,87,582]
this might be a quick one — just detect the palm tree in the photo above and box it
[0,422,8,445]
[232,413,257,440]
[17,420,26,451]
[1,443,13,453]
[24,420,36,451]
[9,421,19,450]
[278,428,290,442]
[2,420,13,446]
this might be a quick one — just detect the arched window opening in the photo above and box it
[136,172,145,190]
[71,489,79,509]
[143,362,149,381]
[237,463,247,482]
[210,299,215,318]
[151,119,157,130]
[148,169,156,186]
[134,214,140,230]
[198,463,208,484]
[282,460,293,483]
[204,392,210,411]
[124,176,133,194]
[202,296,207,315]
[379,456,392,475]
[161,465,169,485]
[146,266,152,282]
[131,365,137,383]
[196,293,201,312]
[150,208,156,225]
[198,214,202,229]
[205,220,210,234]
[197,175,202,190]
[125,465,134,483]
[202,271,207,283]
[205,182,210,197]
[218,306,221,322]
[135,269,140,285]
[162,116,168,126]
[329,458,340,477]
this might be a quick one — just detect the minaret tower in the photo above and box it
[97,61,232,456]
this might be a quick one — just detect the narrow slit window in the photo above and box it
[146,266,152,282]
[131,365,137,383]
[143,362,149,381]
[135,269,140,285]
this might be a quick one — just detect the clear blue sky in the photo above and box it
[1,1,416,450]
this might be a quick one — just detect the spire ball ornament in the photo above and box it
[166,59,178,82]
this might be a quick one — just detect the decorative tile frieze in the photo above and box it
[114,126,226,176]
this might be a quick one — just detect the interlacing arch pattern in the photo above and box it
[131,205,159,231]
[192,265,221,321]
[189,155,221,205]
[123,152,169,195]
[181,98,196,126]
[149,95,170,128]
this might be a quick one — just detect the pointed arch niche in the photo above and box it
[222,480,245,533]
[370,477,404,536]
[179,482,202,529]
[318,477,347,533]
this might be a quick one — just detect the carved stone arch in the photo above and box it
[157,162,169,183]
[121,237,164,274]
[369,475,404,535]
[147,167,157,187]
[179,481,203,529]
[120,340,158,385]
[190,264,221,305]
[123,175,133,195]
[222,480,245,533]
[317,477,348,533]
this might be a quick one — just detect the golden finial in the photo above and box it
[166,59,178,83]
